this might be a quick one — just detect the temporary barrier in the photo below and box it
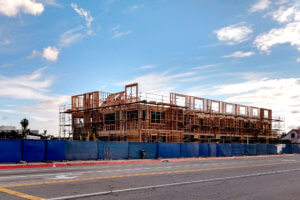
[1,139,300,163]
[158,143,180,158]
[199,143,209,157]
[128,142,158,159]
[208,143,217,157]
[293,144,300,153]
[180,143,199,157]
[98,142,129,160]
[266,144,277,155]
[65,141,98,160]
[256,144,268,155]
[0,140,22,162]
[217,144,232,157]
[282,144,293,154]
[22,140,46,162]
[45,140,66,161]
[231,144,245,156]
[245,144,256,156]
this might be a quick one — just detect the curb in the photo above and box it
[0,160,162,170]
[164,154,295,162]
[0,154,295,170]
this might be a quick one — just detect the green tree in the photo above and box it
[20,118,29,139]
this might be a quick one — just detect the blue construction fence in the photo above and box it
[0,139,299,163]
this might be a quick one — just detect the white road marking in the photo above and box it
[0,172,83,180]
[47,168,300,200]
[0,156,294,173]
[49,175,79,180]
[281,159,296,162]
[0,158,271,173]
[0,158,297,180]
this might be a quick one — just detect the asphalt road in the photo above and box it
[0,155,299,200]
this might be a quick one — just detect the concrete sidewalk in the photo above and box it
[0,154,295,170]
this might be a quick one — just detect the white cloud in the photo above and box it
[297,57,300,62]
[0,0,44,17]
[199,43,224,48]
[0,68,68,135]
[123,5,143,14]
[275,0,289,5]
[226,72,272,80]
[188,77,300,131]
[109,24,120,32]
[59,27,84,47]
[4,95,68,135]
[20,96,67,123]
[29,46,59,61]
[214,23,253,45]
[1,116,9,121]
[113,30,132,39]
[0,39,11,45]
[250,0,271,13]
[0,109,17,114]
[28,49,41,59]
[0,68,52,100]
[178,76,205,82]
[118,70,300,131]
[221,78,300,130]
[59,4,94,49]
[222,51,255,58]
[0,99,65,134]
[268,6,300,23]
[117,71,195,95]
[0,63,13,68]
[109,25,132,39]
[139,65,155,70]
[42,46,59,62]
[193,64,219,70]
[71,3,93,28]
[38,0,61,7]
[254,22,300,53]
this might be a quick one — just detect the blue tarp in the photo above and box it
[199,143,209,157]
[293,144,300,153]
[208,143,217,157]
[65,141,98,160]
[231,144,245,156]
[180,143,199,157]
[128,142,158,159]
[22,140,46,162]
[282,144,293,154]
[217,144,232,157]
[158,143,180,158]
[45,140,66,161]
[245,144,256,156]
[256,144,268,155]
[98,142,128,160]
[266,144,277,155]
[3,139,300,163]
[0,140,22,162]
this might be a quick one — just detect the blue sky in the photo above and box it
[0,0,299,135]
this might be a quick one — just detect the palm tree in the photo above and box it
[20,118,29,138]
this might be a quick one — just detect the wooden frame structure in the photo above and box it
[60,83,282,143]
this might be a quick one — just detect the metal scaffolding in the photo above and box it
[59,105,72,139]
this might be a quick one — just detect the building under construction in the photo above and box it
[60,83,282,143]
